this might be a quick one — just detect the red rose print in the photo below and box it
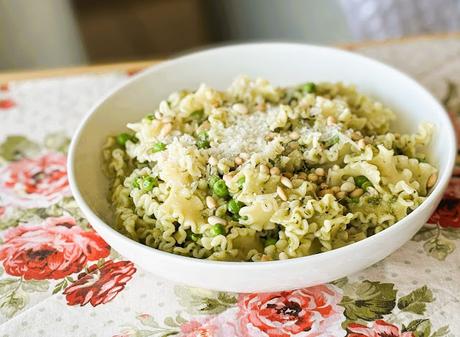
[0,152,71,208]
[428,177,460,227]
[64,260,136,307]
[237,284,345,337]
[0,98,16,109]
[179,309,240,337]
[0,216,110,280]
[348,320,414,337]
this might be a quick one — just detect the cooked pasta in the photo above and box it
[103,76,438,261]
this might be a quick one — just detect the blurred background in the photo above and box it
[1,0,460,71]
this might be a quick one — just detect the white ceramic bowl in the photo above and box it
[68,43,456,292]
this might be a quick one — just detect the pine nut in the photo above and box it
[327,116,336,125]
[289,131,300,140]
[260,164,269,174]
[240,152,249,160]
[320,183,329,189]
[331,186,340,193]
[427,173,437,189]
[284,172,293,179]
[307,173,318,182]
[233,103,248,114]
[318,189,332,197]
[234,156,244,165]
[208,156,217,166]
[297,172,307,180]
[357,139,366,149]
[160,123,172,137]
[270,167,281,175]
[281,176,293,188]
[351,131,362,141]
[315,168,325,176]
[208,216,226,226]
[206,196,217,209]
[340,181,355,192]
[277,186,288,201]
[350,188,364,198]
[336,191,346,199]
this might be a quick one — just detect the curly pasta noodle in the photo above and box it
[103,76,438,261]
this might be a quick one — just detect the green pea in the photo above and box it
[187,231,201,242]
[208,175,220,189]
[302,82,316,93]
[237,176,245,189]
[264,237,277,247]
[196,139,210,149]
[354,175,372,190]
[325,135,340,147]
[150,142,166,153]
[196,131,210,149]
[142,176,158,191]
[210,224,225,236]
[116,133,131,147]
[213,179,229,197]
[228,199,243,214]
[132,177,143,189]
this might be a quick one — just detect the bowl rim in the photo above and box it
[68,42,457,269]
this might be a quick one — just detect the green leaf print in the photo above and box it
[44,132,70,153]
[21,280,49,293]
[0,286,28,318]
[412,226,438,242]
[423,237,455,261]
[430,325,450,337]
[0,278,21,295]
[340,281,397,321]
[174,286,237,315]
[397,285,434,314]
[403,319,432,337]
[0,135,40,161]
[440,227,460,240]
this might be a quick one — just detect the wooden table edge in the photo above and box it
[1,32,459,82]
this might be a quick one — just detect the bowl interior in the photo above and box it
[71,43,455,247]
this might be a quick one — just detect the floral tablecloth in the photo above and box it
[1,37,460,337]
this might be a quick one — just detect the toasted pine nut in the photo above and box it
[206,196,217,209]
[350,188,364,198]
[331,186,340,193]
[340,181,355,192]
[284,172,293,179]
[318,189,332,197]
[281,176,293,188]
[233,103,248,114]
[260,164,269,174]
[208,156,217,166]
[327,116,336,125]
[208,216,226,226]
[234,156,244,165]
[160,123,172,137]
[240,152,249,160]
[315,168,325,176]
[307,173,318,182]
[297,172,307,180]
[427,173,437,189]
[289,131,300,140]
[277,186,288,201]
[336,191,346,199]
[270,167,281,175]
